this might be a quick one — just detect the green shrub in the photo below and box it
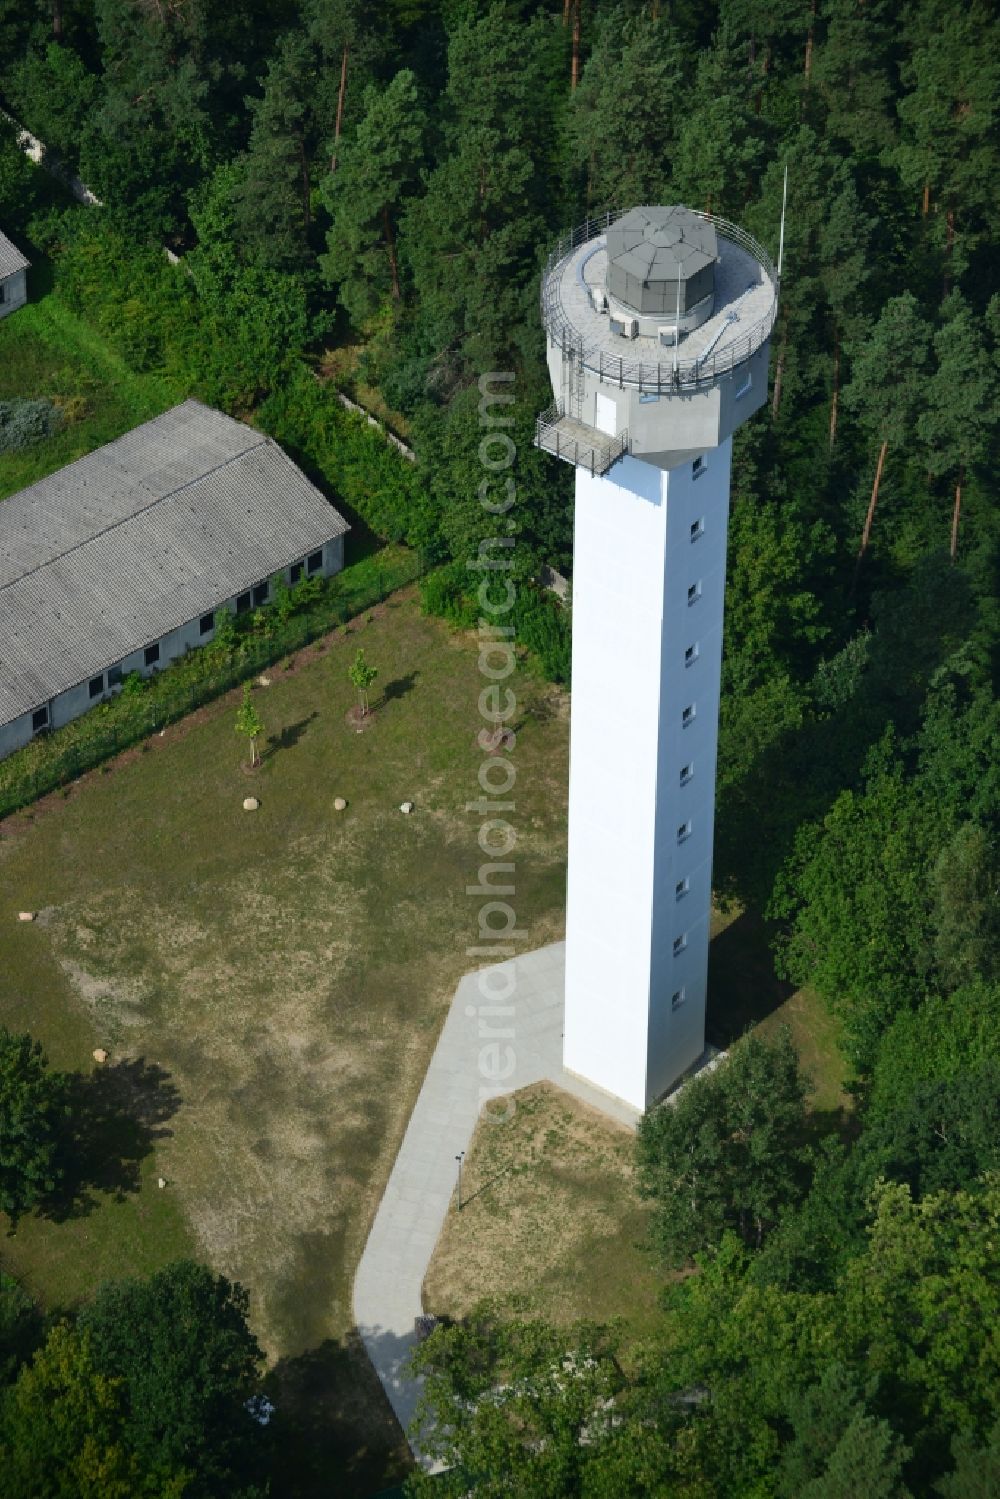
[256,370,444,556]
[420,566,571,683]
[514,588,571,684]
[0,399,63,454]
[419,562,478,629]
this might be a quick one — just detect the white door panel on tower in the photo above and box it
[594,392,618,435]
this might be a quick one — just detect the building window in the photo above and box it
[675,877,690,900]
[671,987,686,1010]
[735,370,752,401]
[252,581,268,608]
[639,392,660,405]
[144,643,160,668]
[88,673,104,700]
[673,934,687,957]
[289,562,303,585]
[690,517,705,541]
[307,549,323,576]
[199,611,215,636]
[236,591,251,614]
[685,643,699,667]
[692,455,707,479]
[687,581,701,605]
[32,706,48,733]
[108,665,123,688]
[682,703,696,727]
[680,763,694,786]
[677,820,692,844]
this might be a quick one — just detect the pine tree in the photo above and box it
[319,69,426,324]
[917,291,996,559]
[841,293,932,578]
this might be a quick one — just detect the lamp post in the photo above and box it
[454,1151,465,1212]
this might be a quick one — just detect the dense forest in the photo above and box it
[0,0,997,1494]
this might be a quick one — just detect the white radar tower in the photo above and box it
[536,204,779,1111]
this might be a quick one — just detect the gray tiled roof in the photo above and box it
[0,228,30,279]
[0,400,348,727]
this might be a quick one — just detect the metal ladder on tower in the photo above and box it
[564,346,585,423]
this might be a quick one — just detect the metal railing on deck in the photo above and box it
[534,403,630,476]
[540,208,779,392]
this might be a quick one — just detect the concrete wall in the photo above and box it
[0,267,27,319]
[549,340,769,472]
[562,442,732,1111]
[0,535,345,762]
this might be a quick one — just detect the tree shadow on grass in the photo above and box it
[264,711,319,761]
[379,671,418,708]
[266,1333,412,1498]
[43,1057,182,1221]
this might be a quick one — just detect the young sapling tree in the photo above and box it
[235,683,264,768]
[349,648,378,716]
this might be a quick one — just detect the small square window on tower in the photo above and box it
[671,987,686,1010]
[690,517,705,541]
[673,934,687,957]
[682,703,696,727]
[687,581,702,605]
[685,643,699,667]
[692,455,707,479]
[680,762,694,786]
[677,820,692,844]
[675,877,690,900]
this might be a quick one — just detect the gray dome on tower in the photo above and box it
[605,205,717,318]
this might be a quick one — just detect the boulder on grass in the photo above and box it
[92,1048,109,1065]
[17,911,35,922]
[334,797,347,811]
[400,801,414,815]
[243,797,260,811]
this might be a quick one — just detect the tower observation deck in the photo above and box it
[537,204,778,1112]
[536,205,778,474]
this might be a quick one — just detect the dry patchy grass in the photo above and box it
[423,1082,665,1348]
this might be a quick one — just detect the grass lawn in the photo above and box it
[0,588,569,1493]
[0,261,180,500]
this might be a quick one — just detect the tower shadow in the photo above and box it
[705,908,793,1049]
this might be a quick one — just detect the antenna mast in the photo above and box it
[672,261,682,375]
[777,164,788,280]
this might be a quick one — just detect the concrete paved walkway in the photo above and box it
[352,940,641,1466]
